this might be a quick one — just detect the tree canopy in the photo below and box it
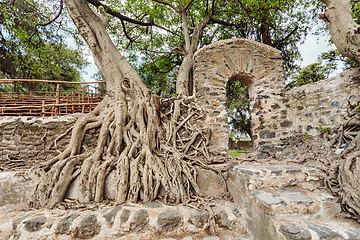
[0,0,88,93]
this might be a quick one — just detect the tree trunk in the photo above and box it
[29,0,213,209]
[320,0,360,63]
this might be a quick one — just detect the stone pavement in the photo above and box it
[2,160,360,239]
[228,162,360,239]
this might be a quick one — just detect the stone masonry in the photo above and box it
[194,38,288,152]
[193,38,360,153]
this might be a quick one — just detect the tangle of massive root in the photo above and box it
[29,94,217,209]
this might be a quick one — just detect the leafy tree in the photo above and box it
[288,49,358,88]
[0,0,88,94]
[227,80,251,140]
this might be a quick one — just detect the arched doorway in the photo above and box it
[193,38,289,152]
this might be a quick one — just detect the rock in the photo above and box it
[203,237,219,240]
[212,206,232,228]
[64,175,79,200]
[74,214,101,239]
[120,209,131,224]
[130,209,149,233]
[12,214,28,231]
[106,232,125,238]
[196,167,225,196]
[279,191,313,205]
[23,215,47,232]
[189,210,210,228]
[229,205,242,218]
[265,167,282,175]
[345,227,360,239]
[284,167,301,174]
[255,192,287,207]
[104,170,117,200]
[279,222,311,240]
[306,222,343,239]
[335,148,344,155]
[103,206,122,227]
[142,201,162,208]
[157,209,183,231]
[56,213,80,234]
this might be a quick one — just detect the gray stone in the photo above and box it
[229,205,242,218]
[157,209,183,231]
[256,192,287,207]
[259,130,276,139]
[119,209,131,223]
[279,222,311,240]
[142,201,162,208]
[189,210,210,228]
[56,213,80,234]
[196,167,225,196]
[12,214,28,231]
[280,120,293,128]
[212,206,232,228]
[331,100,341,108]
[265,167,283,175]
[236,167,259,175]
[284,167,301,174]
[23,215,47,232]
[103,206,122,227]
[106,232,125,238]
[279,191,313,205]
[306,222,343,239]
[130,209,149,232]
[345,227,360,239]
[74,214,101,239]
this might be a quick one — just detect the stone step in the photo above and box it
[228,163,360,240]
[2,200,249,240]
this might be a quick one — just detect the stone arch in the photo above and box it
[193,38,288,152]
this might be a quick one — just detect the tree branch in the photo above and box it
[151,0,180,12]
[272,27,298,48]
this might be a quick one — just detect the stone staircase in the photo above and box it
[1,160,360,239]
[227,162,360,240]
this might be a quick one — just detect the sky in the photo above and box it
[81,33,337,82]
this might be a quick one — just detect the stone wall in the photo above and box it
[194,38,290,152]
[286,67,360,137]
[193,38,360,153]
[0,115,99,169]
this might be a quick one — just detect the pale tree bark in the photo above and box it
[320,0,360,63]
[29,0,216,210]
[152,0,218,96]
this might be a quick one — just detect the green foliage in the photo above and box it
[355,102,360,112]
[227,80,251,139]
[0,0,88,93]
[318,124,330,132]
[288,49,357,88]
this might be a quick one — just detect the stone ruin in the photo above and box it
[1,38,360,239]
[194,38,360,154]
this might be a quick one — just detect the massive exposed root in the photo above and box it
[29,94,217,209]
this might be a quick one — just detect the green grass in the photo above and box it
[227,149,247,156]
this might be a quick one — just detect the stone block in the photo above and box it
[279,191,313,205]
[306,222,343,239]
[103,206,122,227]
[73,214,101,239]
[279,222,311,240]
[23,215,47,232]
[196,167,225,196]
[255,192,286,207]
[56,213,80,234]
[130,209,149,232]
[189,210,209,228]
[157,209,183,231]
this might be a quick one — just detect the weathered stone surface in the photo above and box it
[229,205,242,218]
[212,206,232,228]
[279,191,313,205]
[103,206,122,227]
[265,167,282,175]
[306,222,343,239]
[157,209,183,231]
[106,232,125,238]
[130,209,149,232]
[142,201,162,208]
[345,227,360,239]
[74,215,101,239]
[196,167,225,196]
[255,192,286,207]
[56,213,80,234]
[279,222,311,240]
[189,210,210,228]
[120,209,131,223]
[23,215,47,232]
[284,167,301,174]
[259,130,276,139]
